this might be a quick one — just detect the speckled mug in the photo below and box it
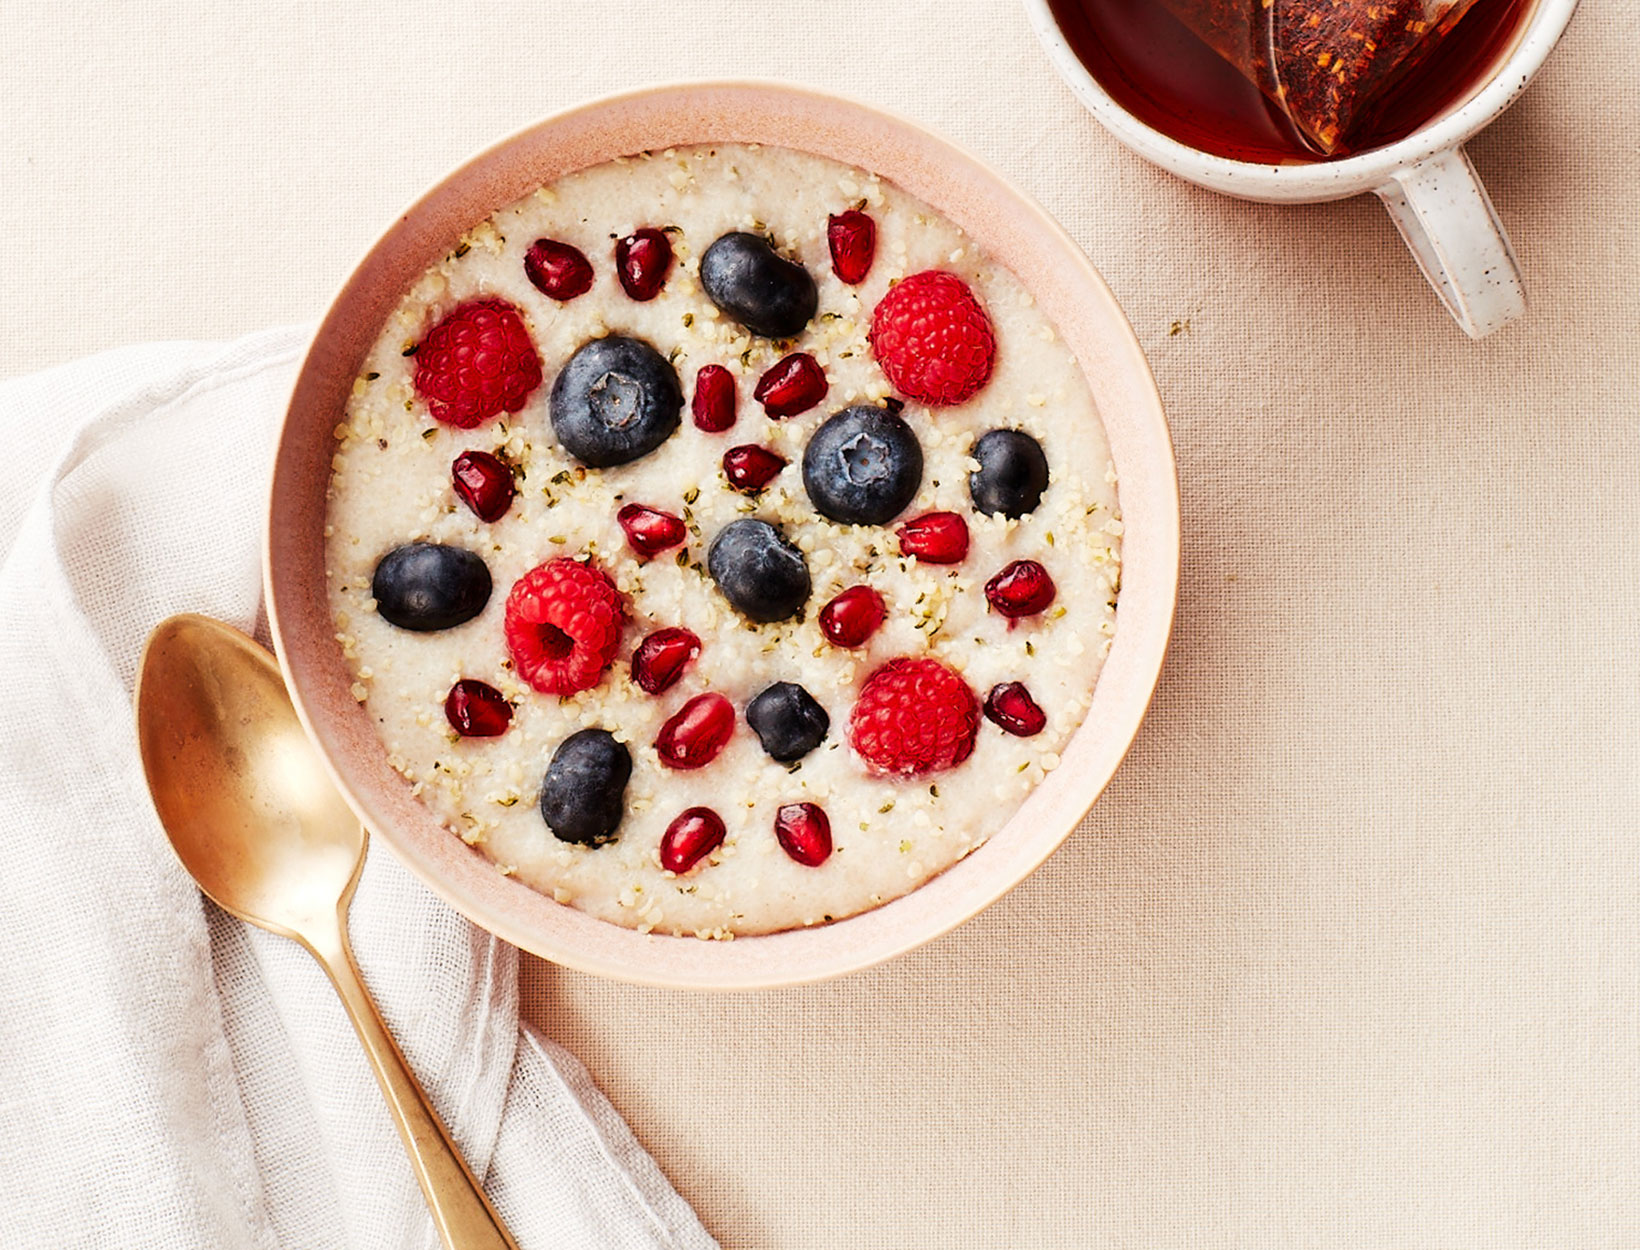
[1023,0,1579,337]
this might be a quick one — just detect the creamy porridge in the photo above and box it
[325,143,1122,938]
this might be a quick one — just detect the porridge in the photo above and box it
[325,143,1122,938]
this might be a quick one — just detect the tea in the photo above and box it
[1046,0,1534,163]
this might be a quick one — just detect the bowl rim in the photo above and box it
[265,79,1180,989]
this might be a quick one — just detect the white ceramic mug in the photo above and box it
[1024,0,1579,337]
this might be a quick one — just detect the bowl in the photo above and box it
[266,81,1179,989]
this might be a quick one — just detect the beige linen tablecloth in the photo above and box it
[6,2,1637,1246]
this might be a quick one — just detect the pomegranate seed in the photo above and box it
[896,511,969,564]
[983,682,1046,736]
[692,364,737,432]
[660,806,727,874]
[631,627,700,695]
[985,559,1057,618]
[753,352,827,418]
[656,692,735,769]
[827,210,876,284]
[818,585,886,647]
[451,450,515,522]
[615,228,672,300]
[774,802,832,866]
[523,238,594,301]
[722,444,786,492]
[444,679,512,737]
[617,503,686,557]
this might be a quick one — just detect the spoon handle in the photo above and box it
[307,915,521,1250]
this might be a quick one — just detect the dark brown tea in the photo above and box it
[1046,0,1534,163]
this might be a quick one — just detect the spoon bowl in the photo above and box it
[135,613,519,1250]
[136,613,363,939]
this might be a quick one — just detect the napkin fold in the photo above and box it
[0,328,718,1250]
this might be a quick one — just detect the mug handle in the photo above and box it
[1374,144,1526,338]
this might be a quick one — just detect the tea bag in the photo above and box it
[1158,0,1485,153]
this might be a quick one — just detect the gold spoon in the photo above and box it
[134,613,520,1250]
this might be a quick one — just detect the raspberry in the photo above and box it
[848,657,980,776]
[503,557,625,695]
[868,271,996,407]
[413,298,543,429]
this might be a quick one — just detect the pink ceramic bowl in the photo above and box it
[266,82,1178,989]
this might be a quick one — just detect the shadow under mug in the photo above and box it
[1023,0,1579,337]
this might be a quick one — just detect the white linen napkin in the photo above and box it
[0,327,719,1250]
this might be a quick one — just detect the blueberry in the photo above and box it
[700,232,818,339]
[801,405,923,526]
[746,682,830,762]
[371,542,491,631]
[539,729,631,846]
[707,518,811,623]
[969,429,1049,518]
[549,335,682,467]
